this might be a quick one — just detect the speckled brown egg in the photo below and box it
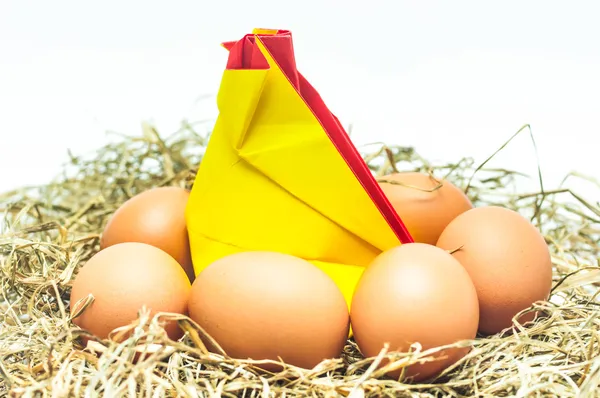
[377,172,473,245]
[188,251,350,371]
[350,243,479,382]
[100,186,195,283]
[436,205,553,335]
[69,242,191,341]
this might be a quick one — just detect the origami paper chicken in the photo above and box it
[185,28,413,308]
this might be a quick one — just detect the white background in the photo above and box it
[1,0,600,199]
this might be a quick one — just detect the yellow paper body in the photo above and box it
[185,37,401,309]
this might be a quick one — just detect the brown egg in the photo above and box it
[188,251,350,371]
[70,242,192,341]
[436,205,553,335]
[350,243,479,382]
[100,186,195,283]
[377,172,473,245]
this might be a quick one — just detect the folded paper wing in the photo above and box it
[185,29,413,307]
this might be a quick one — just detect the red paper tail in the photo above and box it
[221,30,414,245]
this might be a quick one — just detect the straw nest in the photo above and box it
[1,121,599,397]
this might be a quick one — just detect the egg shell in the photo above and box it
[69,242,192,341]
[378,172,473,245]
[436,205,553,335]
[350,242,479,382]
[188,251,350,371]
[100,186,195,283]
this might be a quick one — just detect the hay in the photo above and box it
[1,120,599,397]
